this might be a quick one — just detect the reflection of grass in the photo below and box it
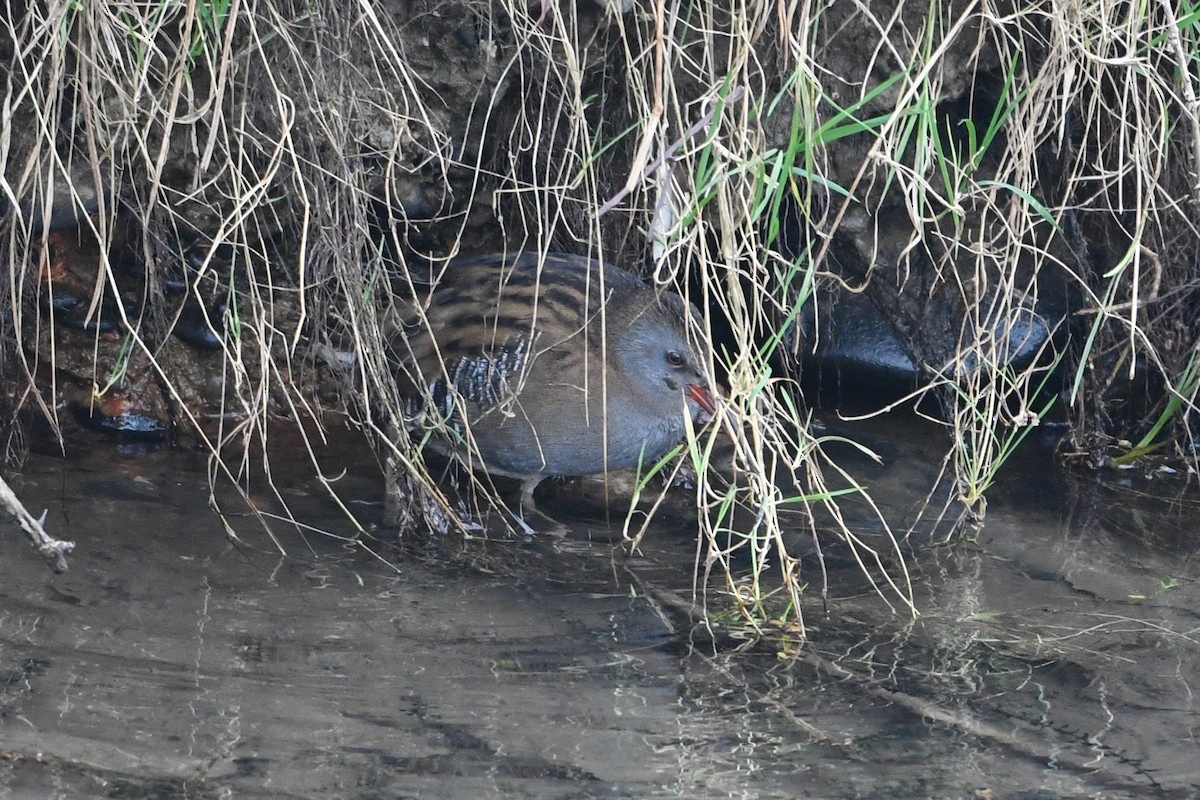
[1112,349,1200,465]
[1127,576,1198,600]
[949,343,1066,516]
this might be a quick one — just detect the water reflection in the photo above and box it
[0,418,1197,798]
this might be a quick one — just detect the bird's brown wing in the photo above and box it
[394,253,665,422]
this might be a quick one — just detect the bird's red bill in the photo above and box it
[687,384,717,418]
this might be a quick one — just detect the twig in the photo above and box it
[597,85,745,217]
[0,474,74,573]
[1073,246,1163,316]
[1158,0,1200,210]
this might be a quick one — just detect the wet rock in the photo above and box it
[800,293,922,390]
[954,306,1052,376]
[43,292,123,333]
[533,0,634,16]
[457,21,480,49]
[587,0,634,12]
[73,392,169,442]
[36,234,136,334]
[387,178,451,222]
[799,290,1054,399]
[173,301,227,351]
[9,160,108,231]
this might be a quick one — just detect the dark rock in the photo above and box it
[73,398,169,441]
[801,289,1055,399]
[43,292,122,333]
[173,302,227,351]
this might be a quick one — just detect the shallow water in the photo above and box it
[1,418,1199,799]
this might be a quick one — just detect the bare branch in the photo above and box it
[0,474,73,573]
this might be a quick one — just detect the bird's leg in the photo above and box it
[518,476,537,514]
[513,476,568,537]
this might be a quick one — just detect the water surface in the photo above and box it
[1,418,1198,798]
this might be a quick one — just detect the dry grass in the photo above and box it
[2,0,1197,630]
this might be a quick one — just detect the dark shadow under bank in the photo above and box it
[1,410,1198,799]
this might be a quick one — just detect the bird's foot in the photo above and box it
[515,477,570,537]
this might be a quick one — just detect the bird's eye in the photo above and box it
[666,350,685,367]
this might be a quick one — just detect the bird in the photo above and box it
[393,251,716,524]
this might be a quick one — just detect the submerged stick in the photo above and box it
[0,474,74,573]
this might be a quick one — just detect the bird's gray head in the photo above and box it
[615,293,716,423]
